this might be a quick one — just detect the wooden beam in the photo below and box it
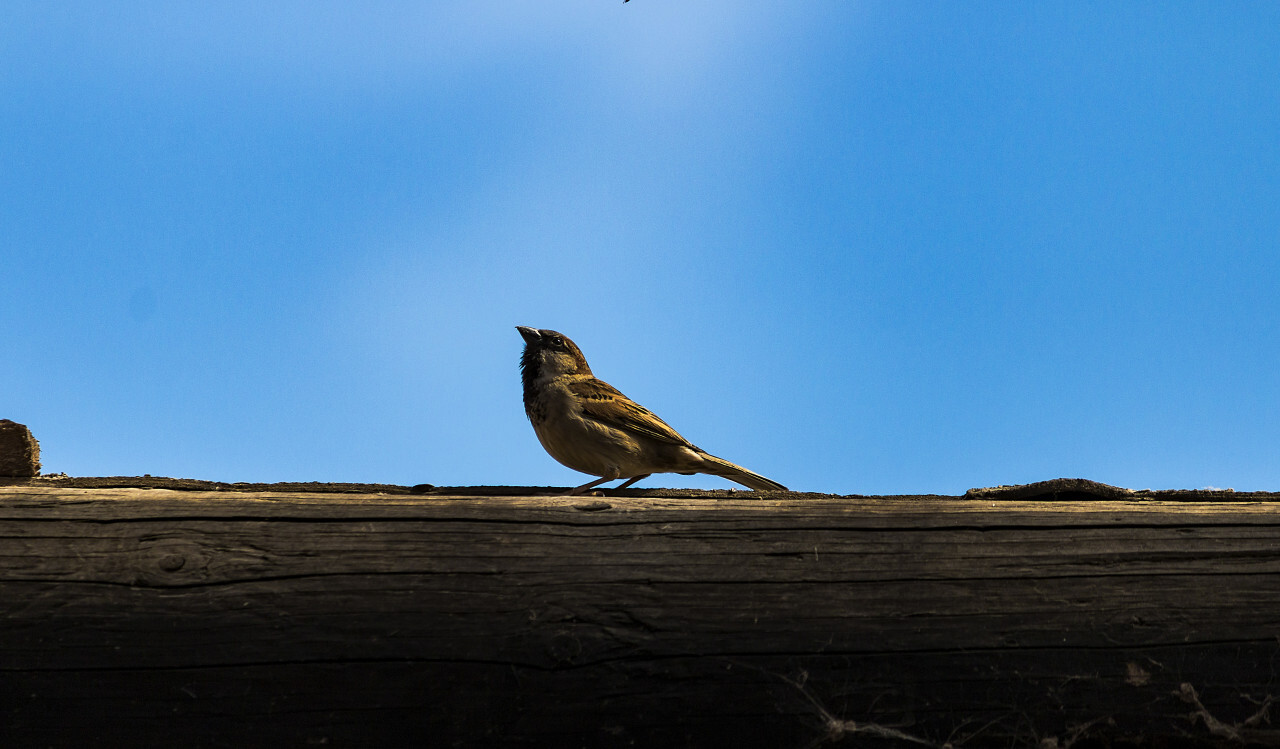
[3,483,1279,747]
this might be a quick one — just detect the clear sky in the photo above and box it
[4,3,1279,494]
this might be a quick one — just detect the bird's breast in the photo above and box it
[525,377,643,477]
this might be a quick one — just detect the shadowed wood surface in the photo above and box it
[3,481,1280,747]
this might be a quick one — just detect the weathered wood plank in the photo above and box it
[3,486,1280,747]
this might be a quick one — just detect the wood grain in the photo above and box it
[3,485,1280,747]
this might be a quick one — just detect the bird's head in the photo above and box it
[516,326,592,383]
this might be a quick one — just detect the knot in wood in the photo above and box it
[158,554,186,572]
[546,631,583,665]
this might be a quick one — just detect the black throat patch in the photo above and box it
[519,344,542,411]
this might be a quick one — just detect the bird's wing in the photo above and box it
[569,378,694,447]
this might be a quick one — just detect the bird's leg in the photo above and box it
[612,474,651,491]
[565,468,622,496]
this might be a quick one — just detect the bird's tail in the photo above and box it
[698,453,788,492]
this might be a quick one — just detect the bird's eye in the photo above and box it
[548,336,564,347]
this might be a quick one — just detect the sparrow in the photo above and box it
[516,326,787,495]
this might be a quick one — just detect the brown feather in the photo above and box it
[568,378,694,448]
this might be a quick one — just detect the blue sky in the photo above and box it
[4,2,1279,494]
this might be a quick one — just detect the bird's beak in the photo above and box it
[516,326,541,344]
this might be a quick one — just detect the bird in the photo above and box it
[516,326,787,495]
